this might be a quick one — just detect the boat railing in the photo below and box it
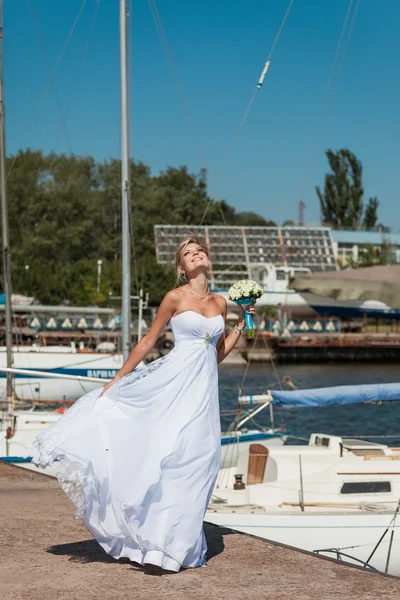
[316,499,400,574]
[314,548,380,572]
[235,393,273,431]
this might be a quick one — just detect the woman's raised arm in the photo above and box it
[100,290,179,395]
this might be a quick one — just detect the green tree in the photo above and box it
[3,151,270,306]
[234,212,272,226]
[316,149,380,230]
[363,197,379,229]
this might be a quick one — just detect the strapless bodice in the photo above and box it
[170,310,224,349]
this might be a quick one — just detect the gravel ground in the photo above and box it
[1,462,400,600]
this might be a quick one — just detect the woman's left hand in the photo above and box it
[246,299,257,315]
[238,300,256,329]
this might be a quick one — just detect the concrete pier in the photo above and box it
[1,462,400,599]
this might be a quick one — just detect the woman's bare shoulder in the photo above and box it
[211,293,227,311]
[161,287,186,308]
[164,287,186,301]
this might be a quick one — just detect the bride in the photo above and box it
[33,236,255,573]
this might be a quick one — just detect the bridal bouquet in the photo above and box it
[228,280,263,339]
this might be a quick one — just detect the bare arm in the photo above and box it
[216,299,255,364]
[100,290,179,394]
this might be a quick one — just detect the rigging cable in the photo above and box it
[55,0,102,152]
[297,0,361,204]
[128,0,141,294]
[147,0,226,224]
[6,0,88,181]
[26,0,79,153]
[199,0,295,225]
[238,284,283,393]
[221,1,358,396]
[9,57,45,148]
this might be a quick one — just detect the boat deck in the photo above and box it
[207,501,397,515]
[2,462,400,599]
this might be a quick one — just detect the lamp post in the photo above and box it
[24,264,30,294]
[97,259,103,293]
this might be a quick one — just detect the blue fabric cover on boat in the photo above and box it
[270,383,400,407]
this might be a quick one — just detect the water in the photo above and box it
[219,363,400,445]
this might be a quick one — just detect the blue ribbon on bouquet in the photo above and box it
[234,298,256,339]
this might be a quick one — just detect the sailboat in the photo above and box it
[207,383,400,576]
[0,1,132,458]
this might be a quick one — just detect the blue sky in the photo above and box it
[4,1,399,228]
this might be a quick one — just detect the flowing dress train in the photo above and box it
[32,311,223,572]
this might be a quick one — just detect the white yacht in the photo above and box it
[206,383,400,576]
[0,344,123,403]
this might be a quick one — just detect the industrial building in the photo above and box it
[331,230,400,265]
[154,225,337,291]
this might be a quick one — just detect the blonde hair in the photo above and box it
[174,235,209,285]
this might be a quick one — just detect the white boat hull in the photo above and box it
[205,510,400,575]
[0,347,123,401]
[0,410,61,476]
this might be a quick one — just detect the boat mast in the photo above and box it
[120,0,131,361]
[0,0,14,451]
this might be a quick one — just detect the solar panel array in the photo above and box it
[154,225,337,289]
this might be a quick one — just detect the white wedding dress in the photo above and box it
[32,311,223,572]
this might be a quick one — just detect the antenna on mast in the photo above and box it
[298,201,305,226]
